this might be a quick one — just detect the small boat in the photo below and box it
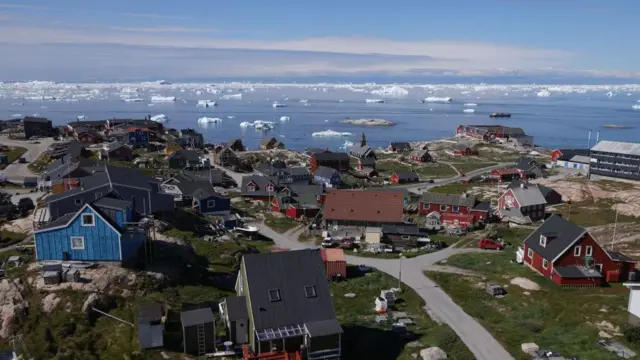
[234,226,259,233]
[490,112,511,118]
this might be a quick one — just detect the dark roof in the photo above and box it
[243,249,340,333]
[381,224,422,236]
[138,303,163,323]
[260,137,278,146]
[93,197,131,211]
[307,148,331,154]
[472,201,491,212]
[555,148,590,161]
[180,307,214,327]
[394,171,419,181]
[514,157,542,171]
[255,164,309,179]
[225,296,249,321]
[508,180,558,200]
[390,142,411,148]
[37,213,75,230]
[0,351,15,360]
[410,149,430,158]
[554,266,603,279]
[323,190,404,223]
[608,251,637,263]
[138,323,163,349]
[313,152,350,162]
[305,318,343,338]
[507,185,547,207]
[175,180,218,199]
[349,146,374,158]
[23,116,50,123]
[314,166,339,179]
[181,169,225,184]
[523,215,586,261]
[420,192,476,207]
[171,150,200,162]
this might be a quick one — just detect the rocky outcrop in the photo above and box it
[420,347,447,360]
[340,118,396,126]
[0,279,28,338]
[41,293,60,313]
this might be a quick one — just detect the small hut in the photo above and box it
[181,307,216,356]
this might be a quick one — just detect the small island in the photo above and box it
[340,118,396,126]
[603,124,635,129]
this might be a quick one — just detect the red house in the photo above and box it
[491,167,528,183]
[270,191,322,220]
[389,171,419,184]
[419,192,490,226]
[409,149,432,163]
[496,183,547,224]
[521,215,636,287]
[454,143,479,156]
[311,152,350,172]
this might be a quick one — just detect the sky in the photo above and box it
[0,0,638,82]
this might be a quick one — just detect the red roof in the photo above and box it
[321,248,345,262]
[323,190,404,223]
[492,167,521,175]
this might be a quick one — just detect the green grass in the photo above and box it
[0,146,27,170]
[333,269,475,360]
[27,154,51,173]
[264,213,299,233]
[451,162,498,174]
[429,182,475,194]
[428,248,637,360]
[0,229,28,247]
[415,164,458,178]
[551,199,638,227]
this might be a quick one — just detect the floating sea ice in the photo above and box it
[239,122,252,128]
[463,109,475,113]
[339,140,354,150]
[606,91,614,97]
[198,117,222,123]
[150,96,176,102]
[221,93,242,100]
[123,98,143,102]
[279,116,291,122]
[365,99,384,103]
[77,115,85,120]
[632,104,640,110]
[272,102,287,108]
[197,100,217,107]
[339,100,344,103]
[463,103,477,107]
[11,113,21,118]
[536,90,551,97]
[227,116,235,119]
[150,114,168,122]
[312,129,353,137]
[11,103,24,106]
[371,86,409,98]
[424,97,452,103]
[299,99,308,103]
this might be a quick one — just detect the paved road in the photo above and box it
[0,136,55,183]
[398,162,509,194]
[253,223,514,360]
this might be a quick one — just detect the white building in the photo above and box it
[623,283,640,325]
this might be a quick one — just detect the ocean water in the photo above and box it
[1,84,639,151]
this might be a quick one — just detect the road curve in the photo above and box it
[253,223,514,360]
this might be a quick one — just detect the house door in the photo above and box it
[595,264,603,273]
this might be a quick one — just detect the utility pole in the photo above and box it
[398,255,405,291]
[611,205,619,251]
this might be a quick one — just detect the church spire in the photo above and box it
[361,132,367,147]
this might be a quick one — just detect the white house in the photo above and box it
[623,283,640,325]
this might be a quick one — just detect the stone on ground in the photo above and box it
[521,342,539,354]
[420,347,447,360]
[41,293,60,313]
[510,277,540,291]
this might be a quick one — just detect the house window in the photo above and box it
[207,199,215,208]
[70,236,85,250]
[452,206,459,213]
[74,198,83,205]
[542,259,548,269]
[401,235,411,240]
[585,246,593,257]
[268,289,281,302]
[440,205,447,211]
[266,185,274,192]
[574,246,581,257]
[304,285,317,298]
[81,214,95,226]
[527,248,533,258]
[247,185,256,192]
[539,235,547,247]
[95,192,102,200]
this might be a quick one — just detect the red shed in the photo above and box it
[522,214,636,287]
[321,248,347,280]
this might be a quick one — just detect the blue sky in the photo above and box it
[0,0,637,81]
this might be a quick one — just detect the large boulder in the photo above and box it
[0,279,28,338]
[41,293,60,313]
[420,347,447,360]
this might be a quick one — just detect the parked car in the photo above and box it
[321,237,337,248]
[339,239,358,250]
[18,157,27,163]
[477,238,504,250]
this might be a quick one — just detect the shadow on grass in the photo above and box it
[341,324,418,360]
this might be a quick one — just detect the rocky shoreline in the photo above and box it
[340,118,396,126]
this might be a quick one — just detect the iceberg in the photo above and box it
[221,93,242,100]
[365,99,384,103]
[150,114,168,122]
[77,115,85,120]
[150,96,176,102]
[371,86,409,98]
[632,104,640,110]
[423,97,452,103]
[198,117,222,123]
[272,102,287,108]
[240,120,277,130]
[299,99,308,103]
[606,91,614,97]
[463,109,475,113]
[123,98,144,102]
[339,140,355,150]
[312,129,352,138]
[463,103,477,107]
[227,116,236,119]
[280,116,291,122]
[11,113,22,118]
[537,90,551,97]
[197,100,217,108]
[239,121,252,128]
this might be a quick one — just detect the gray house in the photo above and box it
[181,307,216,356]
[231,249,342,359]
[37,164,174,226]
[219,296,249,345]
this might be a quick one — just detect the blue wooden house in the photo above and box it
[34,197,146,262]
[192,187,230,216]
[128,128,149,148]
[313,166,341,188]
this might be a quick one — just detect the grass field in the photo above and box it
[428,247,637,360]
[0,146,27,170]
[451,162,498,174]
[264,213,299,233]
[550,198,637,227]
[376,160,458,179]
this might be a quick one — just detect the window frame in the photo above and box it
[247,184,256,192]
[542,259,548,269]
[574,246,581,257]
[527,248,533,258]
[74,198,83,205]
[452,206,460,213]
[540,235,547,247]
[70,236,85,250]
[304,285,317,298]
[585,245,593,257]
[81,214,95,227]
[206,199,216,208]
[268,289,281,302]
[440,204,447,211]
